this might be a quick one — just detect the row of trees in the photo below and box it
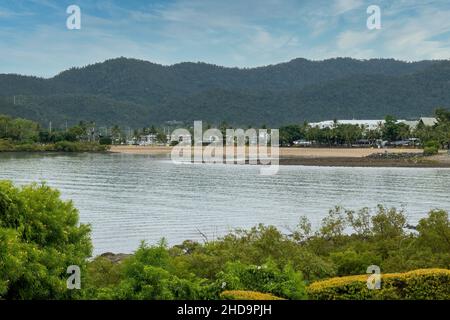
[279,108,450,149]
[0,115,39,143]
[0,115,91,144]
[0,114,244,147]
[2,108,450,149]
[0,115,120,147]
[1,181,449,299]
[416,108,450,150]
[0,115,115,152]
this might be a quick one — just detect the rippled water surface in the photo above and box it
[1,152,449,254]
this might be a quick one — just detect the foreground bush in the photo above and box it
[1,179,449,300]
[220,290,284,300]
[216,261,306,300]
[0,181,92,299]
[307,268,450,300]
[85,208,449,300]
[85,241,210,300]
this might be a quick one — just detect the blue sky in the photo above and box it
[1,0,450,77]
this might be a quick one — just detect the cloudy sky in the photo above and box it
[1,0,450,77]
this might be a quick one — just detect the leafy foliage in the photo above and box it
[0,114,109,152]
[220,290,284,300]
[83,206,450,300]
[0,181,92,299]
[85,241,209,300]
[217,261,306,299]
[1,180,449,300]
[307,269,450,300]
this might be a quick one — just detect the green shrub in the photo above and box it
[94,241,209,300]
[0,180,92,299]
[307,268,450,300]
[13,143,48,152]
[54,141,82,152]
[423,141,440,155]
[417,210,450,253]
[217,261,306,300]
[99,137,112,145]
[424,146,439,156]
[220,290,284,300]
[0,139,15,151]
[0,140,109,152]
[54,141,109,152]
[85,257,123,291]
[330,249,381,276]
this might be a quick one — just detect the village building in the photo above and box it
[418,117,438,127]
[309,117,438,130]
[138,134,158,146]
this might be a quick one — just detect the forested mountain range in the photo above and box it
[0,57,448,128]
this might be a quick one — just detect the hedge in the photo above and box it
[307,268,450,300]
[53,141,109,152]
[0,140,110,152]
[220,290,285,300]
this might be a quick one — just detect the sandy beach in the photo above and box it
[110,145,174,155]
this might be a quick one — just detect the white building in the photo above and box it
[401,120,419,129]
[419,117,438,127]
[139,134,158,146]
[306,119,439,130]
[309,117,437,131]
[308,120,386,130]
[170,133,192,144]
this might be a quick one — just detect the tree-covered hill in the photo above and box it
[0,57,448,127]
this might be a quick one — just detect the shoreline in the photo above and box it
[278,156,450,168]
[109,145,450,168]
[3,146,448,168]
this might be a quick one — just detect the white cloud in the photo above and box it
[334,0,364,15]
[1,0,450,76]
[379,6,450,60]
[0,6,34,18]
[337,30,379,49]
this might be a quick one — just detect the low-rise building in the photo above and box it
[419,117,438,127]
[139,134,158,146]
[309,118,436,130]
[309,120,387,130]
[401,120,419,129]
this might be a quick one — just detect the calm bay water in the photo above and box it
[1,152,450,255]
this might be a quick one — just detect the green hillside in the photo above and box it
[0,57,448,128]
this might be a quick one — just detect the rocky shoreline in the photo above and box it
[279,155,450,167]
[99,252,132,264]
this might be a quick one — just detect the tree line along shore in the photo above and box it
[1,108,450,167]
